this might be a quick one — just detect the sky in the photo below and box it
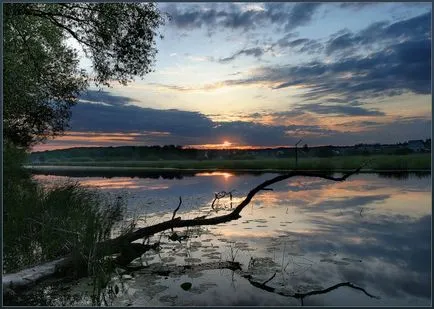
[33,2,432,152]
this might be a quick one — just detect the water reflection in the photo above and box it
[31,172,431,306]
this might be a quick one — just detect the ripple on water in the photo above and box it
[184,257,202,263]
[161,257,176,263]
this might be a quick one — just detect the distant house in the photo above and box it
[407,140,425,152]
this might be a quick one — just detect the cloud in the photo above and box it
[219,47,270,63]
[293,103,386,116]
[35,90,431,151]
[306,214,431,300]
[70,91,214,137]
[325,11,431,56]
[283,3,322,31]
[161,3,322,34]
[338,2,381,10]
[272,37,324,55]
[311,194,390,211]
[184,53,215,62]
[78,90,139,106]
[65,91,331,147]
[204,26,430,101]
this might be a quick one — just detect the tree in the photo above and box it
[3,3,166,148]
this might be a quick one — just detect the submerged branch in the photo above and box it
[4,167,363,294]
[104,167,362,249]
[172,196,182,221]
[292,281,380,300]
[244,274,380,305]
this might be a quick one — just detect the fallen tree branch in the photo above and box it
[262,272,277,286]
[2,257,73,292]
[171,196,182,232]
[243,274,379,306]
[103,168,362,250]
[172,196,182,221]
[4,168,363,294]
[292,281,380,300]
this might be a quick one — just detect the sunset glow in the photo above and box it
[196,172,234,180]
[30,3,430,152]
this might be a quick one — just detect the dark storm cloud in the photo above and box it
[162,3,322,33]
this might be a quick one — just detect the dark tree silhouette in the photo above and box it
[4,3,166,147]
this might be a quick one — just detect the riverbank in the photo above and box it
[27,154,431,172]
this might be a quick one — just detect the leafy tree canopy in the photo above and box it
[4,3,166,148]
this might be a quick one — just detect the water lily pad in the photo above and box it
[190,241,202,247]
[184,257,202,263]
[180,282,192,291]
[161,257,176,263]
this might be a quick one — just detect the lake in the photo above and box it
[24,171,432,306]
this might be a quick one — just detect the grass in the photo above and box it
[4,143,126,275]
[28,153,431,172]
[4,181,125,273]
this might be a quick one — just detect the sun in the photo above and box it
[222,140,232,147]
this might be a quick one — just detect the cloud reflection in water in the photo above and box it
[34,172,430,305]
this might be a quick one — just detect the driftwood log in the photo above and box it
[3,168,363,294]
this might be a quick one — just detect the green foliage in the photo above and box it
[28,153,431,171]
[4,3,165,148]
[3,143,125,273]
[4,5,87,147]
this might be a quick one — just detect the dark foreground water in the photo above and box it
[22,171,432,306]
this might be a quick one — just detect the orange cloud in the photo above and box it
[31,131,171,152]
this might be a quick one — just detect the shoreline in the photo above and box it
[25,165,431,174]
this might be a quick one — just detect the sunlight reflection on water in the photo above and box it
[32,172,431,306]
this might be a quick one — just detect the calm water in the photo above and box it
[29,172,431,306]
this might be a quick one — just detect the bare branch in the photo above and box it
[172,196,182,221]
[293,281,381,300]
[262,272,277,285]
[98,167,362,252]
[244,274,380,305]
